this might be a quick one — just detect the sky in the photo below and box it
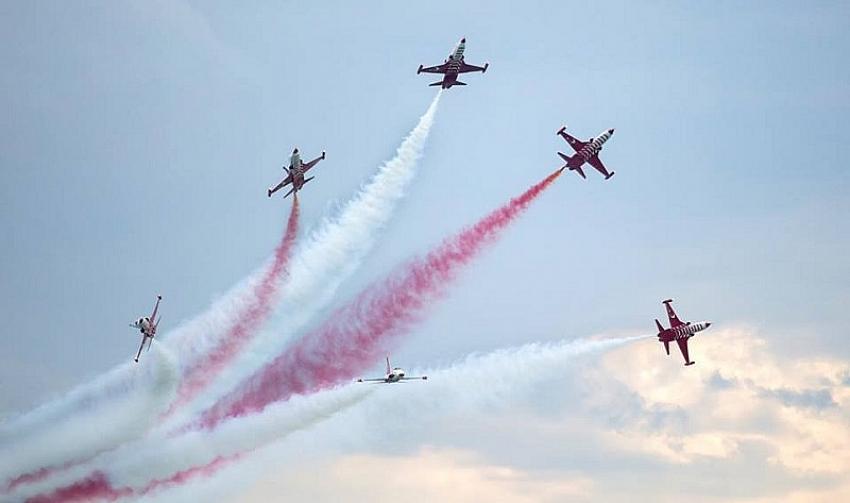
[0,1,849,501]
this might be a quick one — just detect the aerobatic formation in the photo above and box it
[3,36,715,501]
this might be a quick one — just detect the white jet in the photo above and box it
[357,355,428,384]
[130,295,162,363]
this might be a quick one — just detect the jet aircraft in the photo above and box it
[130,295,162,363]
[655,299,711,366]
[357,356,428,384]
[417,38,488,89]
[268,148,326,198]
[556,125,616,180]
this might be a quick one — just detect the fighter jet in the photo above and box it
[417,38,488,89]
[357,355,428,384]
[655,299,711,366]
[130,295,162,363]
[267,148,326,198]
[556,126,616,180]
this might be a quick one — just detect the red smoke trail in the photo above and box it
[26,472,131,503]
[168,196,301,412]
[27,454,242,502]
[5,466,54,493]
[136,453,242,496]
[199,168,564,427]
[11,198,301,495]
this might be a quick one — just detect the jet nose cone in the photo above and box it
[293,148,299,153]
[608,128,615,135]
[461,38,466,43]
[705,322,712,328]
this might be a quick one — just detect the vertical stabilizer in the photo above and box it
[655,318,664,332]
[386,355,391,375]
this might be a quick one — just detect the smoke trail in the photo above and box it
[199,168,564,427]
[19,386,373,502]
[167,196,301,413]
[183,92,443,417]
[0,343,178,491]
[147,335,650,502]
[5,92,442,492]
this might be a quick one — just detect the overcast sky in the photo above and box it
[1,1,849,501]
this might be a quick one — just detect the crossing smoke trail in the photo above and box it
[3,200,300,492]
[199,168,565,428]
[139,335,650,502]
[20,386,373,502]
[166,196,301,413]
[4,92,442,493]
[183,92,443,417]
[0,344,178,492]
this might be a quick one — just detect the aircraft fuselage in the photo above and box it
[289,150,306,190]
[384,367,406,383]
[438,40,466,88]
[657,321,711,343]
[565,129,615,169]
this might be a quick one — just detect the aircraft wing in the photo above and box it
[664,300,684,328]
[134,336,147,362]
[557,128,588,153]
[587,155,613,179]
[268,174,293,196]
[676,338,694,366]
[418,63,450,74]
[457,62,487,74]
[150,295,162,323]
[301,154,325,174]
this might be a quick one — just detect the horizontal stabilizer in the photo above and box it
[557,152,571,163]
[454,81,467,86]
[655,318,664,332]
[663,340,670,355]
[570,166,586,179]
[429,81,443,87]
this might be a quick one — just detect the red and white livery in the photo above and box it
[417,38,488,89]
[268,147,326,199]
[556,125,616,180]
[655,299,711,366]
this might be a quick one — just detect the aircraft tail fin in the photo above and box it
[655,318,664,332]
[663,340,670,355]
[386,355,391,375]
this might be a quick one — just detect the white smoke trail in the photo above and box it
[0,342,178,486]
[11,385,373,501]
[143,335,649,502]
[172,92,443,423]
[322,334,650,438]
[1,92,442,492]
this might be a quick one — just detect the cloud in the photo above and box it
[230,326,850,502]
[593,325,850,476]
[240,447,594,503]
